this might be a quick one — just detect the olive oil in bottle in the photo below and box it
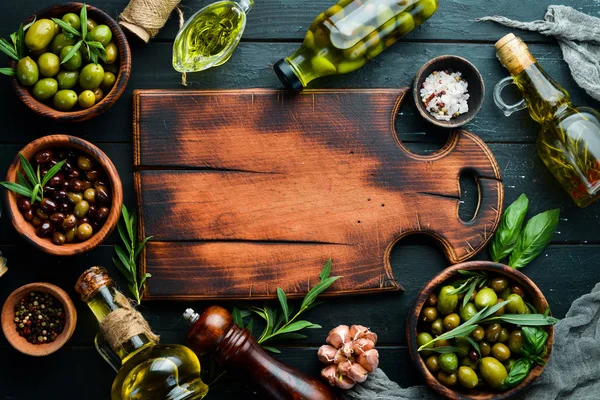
[75,267,209,400]
[173,0,253,73]
[274,0,439,91]
[495,34,600,207]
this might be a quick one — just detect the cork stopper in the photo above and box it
[495,33,536,76]
[75,266,114,301]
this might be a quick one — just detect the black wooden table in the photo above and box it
[1,1,599,399]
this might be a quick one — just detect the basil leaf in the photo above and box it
[232,306,243,328]
[522,326,548,356]
[501,358,532,390]
[490,194,529,262]
[509,209,560,269]
[60,40,83,65]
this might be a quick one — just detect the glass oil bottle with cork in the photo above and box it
[274,0,439,91]
[494,33,600,207]
[75,267,209,400]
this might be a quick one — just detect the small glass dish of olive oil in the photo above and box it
[172,0,253,73]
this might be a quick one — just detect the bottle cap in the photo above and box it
[495,33,536,76]
[75,266,113,301]
[274,59,304,92]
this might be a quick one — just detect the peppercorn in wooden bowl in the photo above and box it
[3,134,122,256]
[1,282,77,356]
[407,261,554,400]
[8,2,131,122]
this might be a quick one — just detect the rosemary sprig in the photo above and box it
[0,154,66,204]
[233,259,341,353]
[52,4,106,65]
[112,205,153,304]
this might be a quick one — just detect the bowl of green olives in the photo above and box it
[9,2,131,122]
[407,261,554,399]
[4,135,123,256]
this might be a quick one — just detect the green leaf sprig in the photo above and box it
[233,259,341,353]
[489,193,559,269]
[52,4,106,65]
[502,326,549,389]
[113,205,153,304]
[0,19,36,76]
[0,153,66,204]
[449,270,488,309]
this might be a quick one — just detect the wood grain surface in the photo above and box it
[134,89,503,300]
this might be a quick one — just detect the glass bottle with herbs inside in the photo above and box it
[494,33,600,207]
[75,267,209,400]
[274,0,439,91]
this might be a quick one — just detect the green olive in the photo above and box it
[53,89,78,111]
[470,326,485,341]
[454,337,470,355]
[425,355,439,373]
[437,371,457,387]
[439,353,458,374]
[494,298,506,316]
[76,223,94,241]
[375,4,395,26]
[103,62,119,75]
[342,40,368,61]
[458,366,478,389]
[479,357,508,389]
[506,293,528,314]
[324,4,344,17]
[104,42,119,65]
[431,318,444,336]
[59,46,82,71]
[417,332,434,356]
[78,156,93,171]
[56,70,79,89]
[25,19,55,51]
[459,302,478,322]
[364,30,381,52]
[475,288,498,310]
[337,59,366,74]
[74,200,90,218]
[37,52,60,77]
[16,56,39,87]
[32,78,58,101]
[93,88,104,103]
[434,339,451,348]
[443,313,460,330]
[396,12,416,36]
[422,307,438,322]
[302,30,315,50]
[485,323,502,343]
[498,328,510,343]
[61,13,81,30]
[90,25,113,47]
[78,90,96,109]
[53,21,61,37]
[414,0,438,21]
[508,330,523,354]
[68,192,83,204]
[86,18,98,32]
[64,227,77,243]
[490,277,509,293]
[480,341,491,357]
[491,343,511,362]
[79,63,105,90]
[100,71,116,91]
[460,357,478,370]
[310,56,336,76]
[50,33,77,55]
[29,46,49,58]
[437,286,458,315]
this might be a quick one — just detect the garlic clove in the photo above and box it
[326,324,350,348]
[337,358,353,375]
[349,324,369,340]
[357,349,379,372]
[335,375,356,390]
[346,363,369,383]
[317,345,338,364]
[352,338,375,354]
[321,364,338,386]
[365,331,378,345]
[341,341,354,358]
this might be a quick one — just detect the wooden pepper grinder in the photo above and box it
[183,306,338,400]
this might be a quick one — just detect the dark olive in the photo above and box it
[48,173,65,187]
[86,169,102,181]
[70,179,84,192]
[62,214,77,230]
[511,285,525,298]
[92,221,102,231]
[422,307,438,322]
[80,217,90,225]
[480,341,491,357]
[52,232,66,245]
[471,326,485,342]
[31,216,42,227]
[490,277,509,293]
[425,355,440,373]
[508,330,523,354]
[96,206,109,222]
[54,190,68,201]
[88,204,98,219]
[486,324,502,343]
[94,179,108,188]
[96,185,110,203]
[34,149,53,164]
[82,180,93,191]
[76,223,94,240]
[468,349,479,362]
[443,313,460,330]
[23,209,34,221]
[494,298,506,316]
[74,200,90,218]
[37,221,53,237]
[17,197,32,211]
[59,202,70,213]
[431,318,444,336]
[36,208,49,220]
[67,169,81,179]
[77,155,93,171]
[49,212,65,225]
[40,198,58,213]
[64,227,77,243]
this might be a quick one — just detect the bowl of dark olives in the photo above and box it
[407,261,554,400]
[3,134,122,256]
[8,2,131,122]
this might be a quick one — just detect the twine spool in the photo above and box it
[119,0,182,43]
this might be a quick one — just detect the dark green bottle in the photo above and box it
[274,0,439,91]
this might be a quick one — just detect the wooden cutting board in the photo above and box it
[133,89,503,300]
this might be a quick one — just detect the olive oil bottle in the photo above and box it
[75,267,209,400]
[495,34,600,207]
[173,0,253,73]
[274,0,439,91]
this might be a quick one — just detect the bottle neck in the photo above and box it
[86,285,152,362]
[285,46,318,88]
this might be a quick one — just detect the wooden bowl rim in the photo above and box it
[412,55,485,129]
[1,282,77,356]
[9,2,132,123]
[406,261,554,400]
[3,134,123,256]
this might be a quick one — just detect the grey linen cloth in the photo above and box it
[343,282,600,400]
[476,5,600,102]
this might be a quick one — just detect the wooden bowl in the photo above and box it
[1,282,77,356]
[3,134,123,256]
[407,261,554,400]
[413,55,484,129]
[9,2,131,122]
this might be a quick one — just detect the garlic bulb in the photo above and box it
[0,253,7,278]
